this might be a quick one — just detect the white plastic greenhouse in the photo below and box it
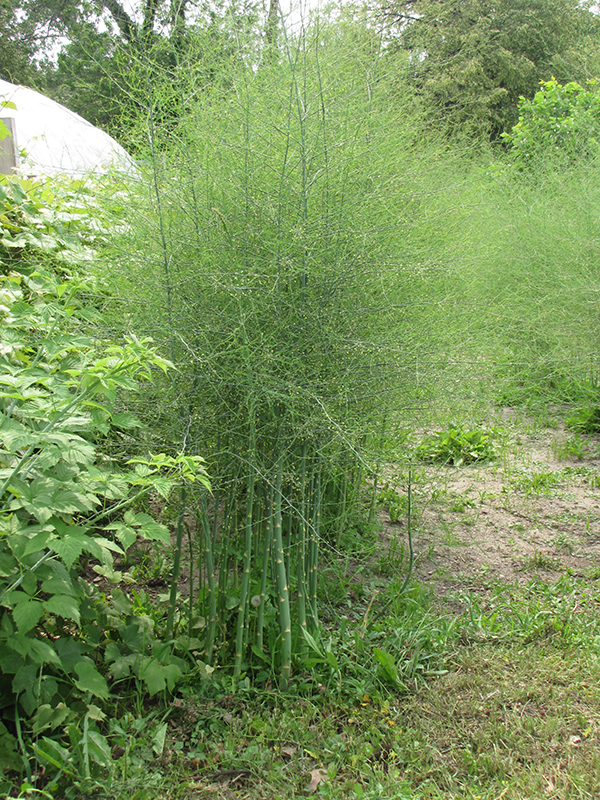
[0,78,136,178]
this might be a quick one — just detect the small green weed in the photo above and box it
[378,533,407,576]
[551,434,587,460]
[417,425,497,466]
[517,470,560,496]
[377,476,419,526]
[550,532,576,554]
[378,482,409,524]
[566,401,600,433]
[521,550,561,571]
[449,493,475,513]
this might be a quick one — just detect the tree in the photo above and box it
[378,0,599,140]
[0,0,78,84]
[503,77,600,167]
[0,0,261,144]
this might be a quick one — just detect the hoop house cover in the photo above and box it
[0,78,136,178]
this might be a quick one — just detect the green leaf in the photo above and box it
[44,594,80,624]
[0,120,12,142]
[104,522,137,551]
[55,637,88,672]
[32,702,70,734]
[41,562,76,597]
[300,627,323,658]
[152,722,168,756]
[74,661,109,699]
[132,513,170,544]
[86,704,106,722]
[0,724,20,771]
[7,636,60,665]
[373,647,399,685]
[140,657,183,696]
[33,737,71,771]
[86,729,111,767]
[112,412,141,430]
[12,663,37,694]
[109,588,133,616]
[108,653,136,680]
[92,536,125,556]
[148,476,175,500]
[23,530,55,556]
[13,597,44,634]
[52,532,88,569]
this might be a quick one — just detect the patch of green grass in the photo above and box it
[378,482,410,524]
[515,469,560,496]
[18,576,600,800]
[449,493,476,513]
[550,532,577,554]
[561,465,600,489]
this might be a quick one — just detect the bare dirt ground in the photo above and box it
[379,411,600,597]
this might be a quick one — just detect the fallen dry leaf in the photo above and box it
[307,768,328,793]
[281,746,297,757]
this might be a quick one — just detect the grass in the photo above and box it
[19,575,600,800]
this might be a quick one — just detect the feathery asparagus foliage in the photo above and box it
[101,17,459,687]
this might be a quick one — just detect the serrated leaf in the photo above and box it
[104,522,137,551]
[23,530,55,556]
[12,663,37,694]
[13,597,44,634]
[108,654,136,680]
[52,532,88,569]
[92,536,125,555]
[149,476,175,499]
[133,513,170,544]
[74,661,109,699]
[44,594,80,624]
[55,637,88,672]
[7,635,59,664]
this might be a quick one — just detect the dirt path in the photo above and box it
[380,415,600,596]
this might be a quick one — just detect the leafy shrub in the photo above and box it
[0,175,210,792]
[416,425,496,466]
[503,78,600,168]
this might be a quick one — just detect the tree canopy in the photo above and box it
[379,0,599,139]
[0,0,259,139]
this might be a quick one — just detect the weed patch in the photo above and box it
[417,426,497,466]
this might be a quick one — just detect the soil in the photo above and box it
[379,410,600,597]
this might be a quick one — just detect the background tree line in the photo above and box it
[2,0,600,144]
